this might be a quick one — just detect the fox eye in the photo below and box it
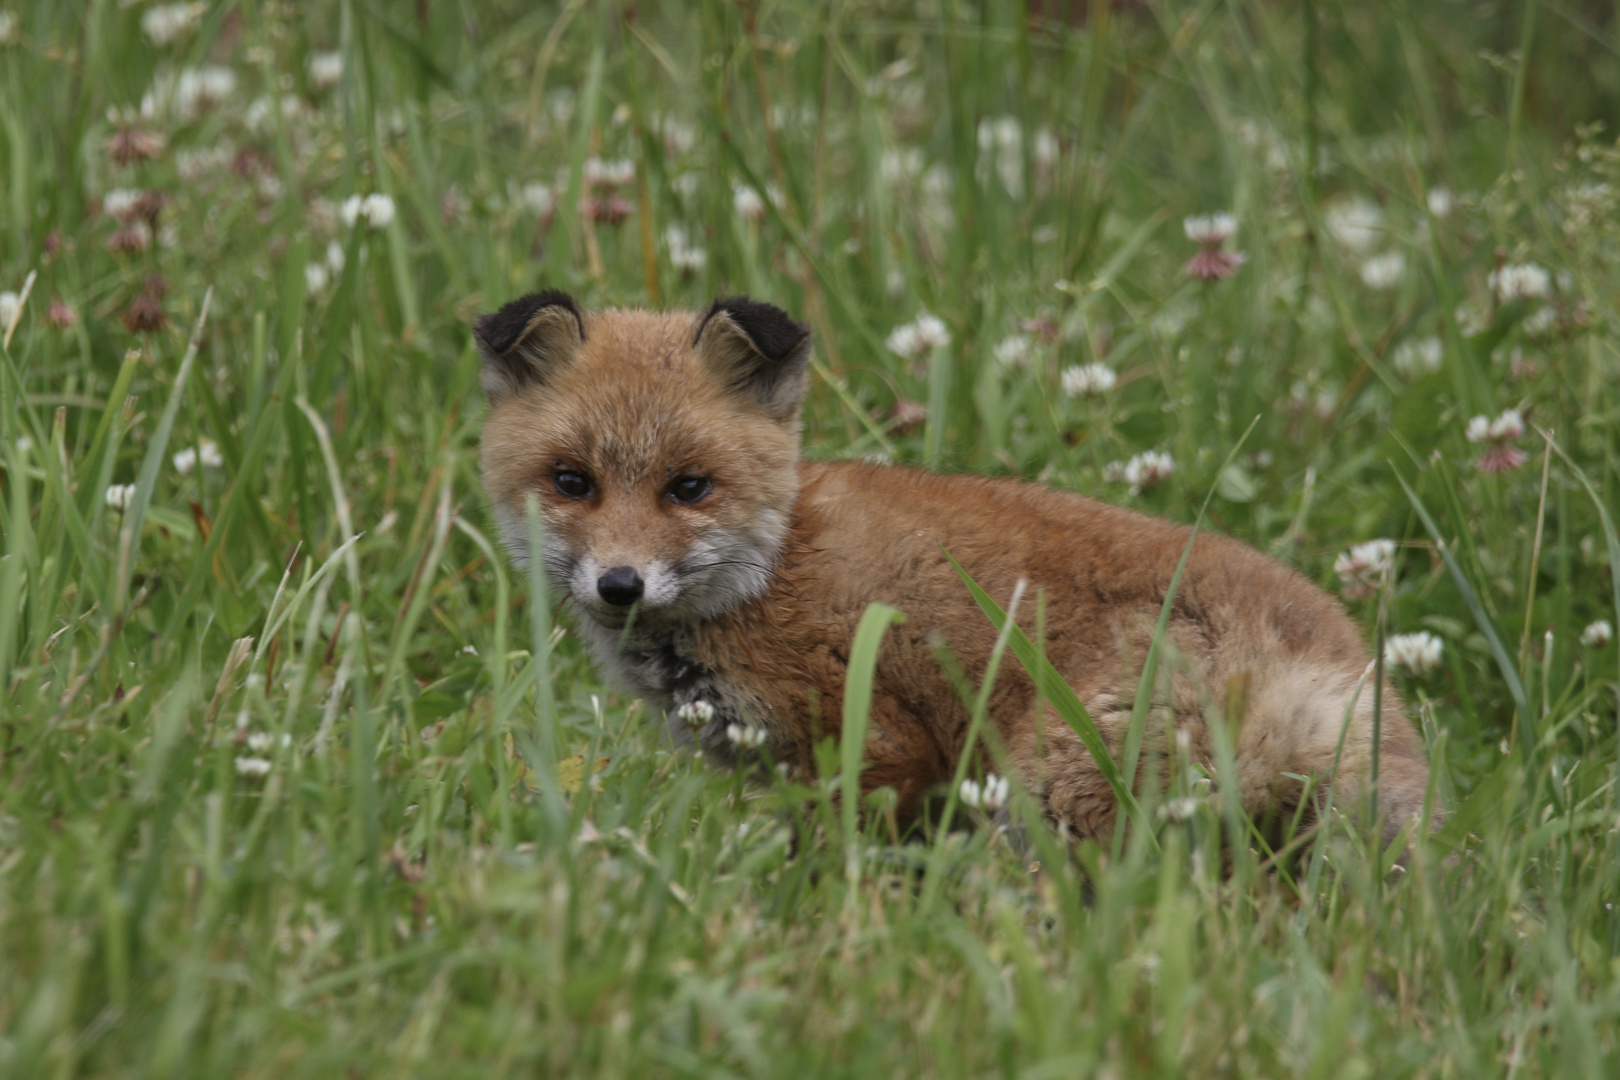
[554,469,594,499]
[668,475,712,505]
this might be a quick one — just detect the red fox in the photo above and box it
[476,291,1434,845]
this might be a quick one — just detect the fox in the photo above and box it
[475,290,1435,847]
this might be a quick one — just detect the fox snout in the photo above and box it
[596,565,644,607]
[565,552,682,622]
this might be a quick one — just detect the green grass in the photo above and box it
[3,1,1620,1075]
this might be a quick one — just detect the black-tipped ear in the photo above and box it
[473,290,587,399]
[692,296,812,420]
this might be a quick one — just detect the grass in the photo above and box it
[2,0,1619,1075]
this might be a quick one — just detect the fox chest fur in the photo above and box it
[475,291,1433,842]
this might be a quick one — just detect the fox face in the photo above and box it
[475,292,812,637]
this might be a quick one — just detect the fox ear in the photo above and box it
[693,296,812,420]
[474,290,587,399]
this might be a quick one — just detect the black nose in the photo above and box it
[597,565,644,607]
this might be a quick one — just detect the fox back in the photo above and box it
[476,292,1434,846]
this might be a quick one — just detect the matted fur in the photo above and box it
[477,296,1433,843]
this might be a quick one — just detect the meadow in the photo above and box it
[1,0,1618,1075]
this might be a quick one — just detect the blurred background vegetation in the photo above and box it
[1,1,1618,1075]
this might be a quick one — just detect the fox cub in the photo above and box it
[476,291,1433,844]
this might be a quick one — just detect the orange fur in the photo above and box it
[476,295,1433,845]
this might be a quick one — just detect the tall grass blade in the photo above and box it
[523,496,567,840]
[1397,470,1533,758]
[839,601,904,881]
[112,289,212,615]
[1541,429,1620,716]
[946,550,1154,847]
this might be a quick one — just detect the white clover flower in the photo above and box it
[362,192,395,229]
[1489,409,1525,441]
[1455,301,1491,338]
[675,700,715,728]
[670,245,707,274]
[1336,539,1396,575]
[176,143,232,181]
[1521,305,1557,337]
[341,193,396,230]
[14,436,31,455]
[172,437,223,476]
[879,147,923,186]
[1163,797,1198,823]
[1324,197,1384,253]
[141,2,205,46]
[663,225,707,275]
[304,262,330,294]
[156,65,237,120]
[977,116,1024,195]
[732,182,767,222]
[308,51,343,91]
[1580,620,1613,648]
[1333,539,1396,599]
[1061,363,1116,397]
[245,731,274,753]
[520,181,555,217]
[583,156,634,189]
[0,290,19,329]
[1391,336,1443,378]
[653,113,696,157]
[911,313,950,351]
[1465,410,1529,473]
[1427,187,1453,218]
[885,324,919,358]
[724,723,767,749]
[255,175,284,206]
[1385,631,1444,676]
[670,171,700,200]
[103,189,143,220]
[1467,409,1525,444]
[245,93,304,134]
[105,484,137,512]
[1183,212,1237,245]
[886,313,950,358]
[921,163,953,201]
[234,756,272,777]
[977,116,1021,153]
[325,239,346,274]
[1121,450,1174,494]
[959,773,1009,811]
[1488,262,1552,302]
[992,333,1032,370]
[1359,251,1406,290]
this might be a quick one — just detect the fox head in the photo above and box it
[475,291,812,630]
